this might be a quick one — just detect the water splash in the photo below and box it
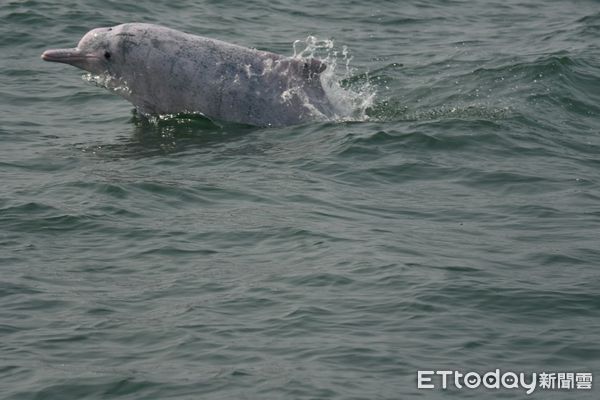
[83,73,131,96]
[291,36,376,123]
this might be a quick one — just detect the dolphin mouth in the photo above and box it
[41,48,94,64]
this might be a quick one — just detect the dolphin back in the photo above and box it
[109,23,335,126]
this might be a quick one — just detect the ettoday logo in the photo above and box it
[417,370,593,395]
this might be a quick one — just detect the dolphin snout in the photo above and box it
[41,48,86,64]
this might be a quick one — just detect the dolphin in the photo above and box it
[41,23,339,127]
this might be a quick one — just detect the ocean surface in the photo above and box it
[2,0,600,398]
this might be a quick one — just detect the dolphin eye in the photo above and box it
[104,51,111,60]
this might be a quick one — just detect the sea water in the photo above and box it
[1,1,599,398]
